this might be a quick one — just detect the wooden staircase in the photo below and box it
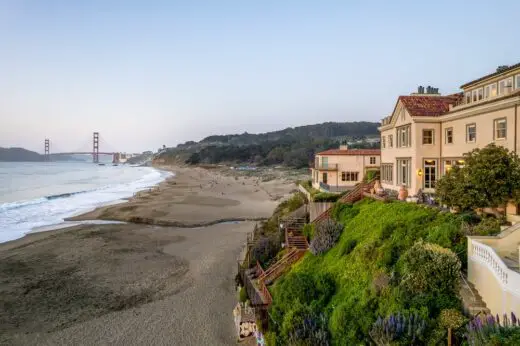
[258,247,306,285]
[312,178,378,225]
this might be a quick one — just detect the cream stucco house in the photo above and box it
[379,63,520,197]
[379,63,520,316]
[311,145,380,192]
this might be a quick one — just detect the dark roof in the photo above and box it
[317,149,381,156]
[398,94,461,117]
[460,62,520,89]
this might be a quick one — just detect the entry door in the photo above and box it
[322,173,328,184]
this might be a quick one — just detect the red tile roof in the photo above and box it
[316,149,381,156]
[399,94,462,117]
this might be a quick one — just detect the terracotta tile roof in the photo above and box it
[316,149,381,156]
[460,62,520,89]
[399,94,462,117]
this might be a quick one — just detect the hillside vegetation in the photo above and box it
[267,200,474,345]
[156,121,379,168]
[0,147,43,162]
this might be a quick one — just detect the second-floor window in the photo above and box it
[445,127,453,144]
[466,123,476,143]
[396,125,411,147]
[494,118,507,140]
[388,135,393,147]
[516,74,520,90]
[499,78,513,95]
[370,157,376,165]
[321,157,328,168]
[422,129,434,145]
[382,136,386,149]
[341,172,359,182]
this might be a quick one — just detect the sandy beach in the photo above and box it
[0,165,303,345]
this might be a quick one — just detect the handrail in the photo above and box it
[470,239,520,297]
[460,272,477,302]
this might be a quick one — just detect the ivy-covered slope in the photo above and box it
[268,199,470,345]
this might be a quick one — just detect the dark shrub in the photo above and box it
[310,219,343,255]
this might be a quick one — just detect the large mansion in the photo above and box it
[379,63,520,196]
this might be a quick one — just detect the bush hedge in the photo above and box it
[268,199,469,345]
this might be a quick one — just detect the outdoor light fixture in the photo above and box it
[417,169,423,177]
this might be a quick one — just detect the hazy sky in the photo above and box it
[1,0,519,153]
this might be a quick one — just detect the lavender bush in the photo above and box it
[288,312,330,346]
[309,219,343,255]
[369,312,427,345]
[466,313,520,346]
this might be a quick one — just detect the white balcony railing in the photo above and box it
[470,240,520,297]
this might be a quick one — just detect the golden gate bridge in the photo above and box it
[43,132,125,163]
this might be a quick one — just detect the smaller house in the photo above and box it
[311,144,380,193]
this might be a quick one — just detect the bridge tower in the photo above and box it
[44,139,50,161]
[93,132,99,163]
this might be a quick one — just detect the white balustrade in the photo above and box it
[471,240,520,297]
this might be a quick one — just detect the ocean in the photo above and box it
[0,161,172,243]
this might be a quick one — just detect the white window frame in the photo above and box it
[516,74,520,90]
[396,125,411,148]
[484,85,490,98]
[381,164,393,184]
[341,172,359,182]
[388,134,393,148]
[499,77,513,95]
[382,136,386,149]
[396,158,411,187]
[445,127,453,144]
[490,83,498,97]
[321,157,328,169]
[465,92,472,104]
[443,159,465,174]
[494,118,507,140]
[472,90,478,102]
[422,129,434,145]
[477,88,484,101]
[466,123,476,143]
[424,159,437,189]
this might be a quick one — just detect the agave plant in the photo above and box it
[466,312,520,346]
[369,312,427,345]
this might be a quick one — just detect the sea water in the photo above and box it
[0,161,172,243]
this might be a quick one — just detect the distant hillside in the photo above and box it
[0,147,42,162]
[156,121,380,169]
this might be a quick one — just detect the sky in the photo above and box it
[1,0,519,154]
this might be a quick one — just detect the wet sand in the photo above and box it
[0,165,302,345]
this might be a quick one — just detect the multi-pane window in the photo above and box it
[465,92,472,104]
[424,160,437,189]
[381,164,393,183]
[445,127,453,144]
[341,172,359,182]
[388,135,393,148]
[499,78,513,95]
[516,74,520,90]
[422,129,434,145]
[382,136,386,149]
[396,159,411,187]
[444,159,465,174]
[370,157,376,165]
[472,90,478,102]
[490,83,498,97]
[477,88,483,101]
[396,125,411,147]
[466,123,476,142]
[484,85,490,98]
[321,157,328,169]
[494,118,507,140]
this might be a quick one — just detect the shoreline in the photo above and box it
[0,164,307,345]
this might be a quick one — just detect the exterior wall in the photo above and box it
[312,154,380,192]
[441,106,516,157]
[380,105,419,194]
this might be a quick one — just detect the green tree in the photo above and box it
[436,144,520,210]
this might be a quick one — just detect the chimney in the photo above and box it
[339,143,348,150]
